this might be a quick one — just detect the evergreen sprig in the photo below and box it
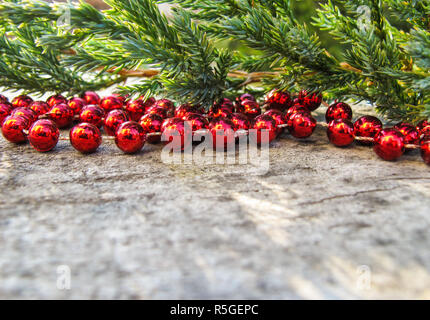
[0,0,429,121]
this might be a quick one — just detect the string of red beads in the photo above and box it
[1,90,430,165]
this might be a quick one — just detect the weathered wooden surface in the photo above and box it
[1,100,430,299]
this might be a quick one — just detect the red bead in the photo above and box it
[137,96,156,106]
[353,115,382,144]
[264,109,287,135]
[421,126,430,138]
[325,102,352,123]
[81,91,100,105]
[1,116,29,143]
[140,113,163,144]
[154,99,175,117]
[242,100,261,120]
[297,90,322,111]
[395,123,419,145]
[115,121,146,154]
[208,105,232,120]
[145,105,168,119]
[421,139,430,165]
[28,119,59,152]
[161,117,192,151]
[416,120,430,135]
[112,93,129,104]
[264,90,293,111]
[0,94,8,104]
[231,113,250,130]
[11,107,38,124]
[214,98,234,112]
[209,117,236,149]
[184,113,209,131]
[12,95,33,109]
[235,93,255,111]
[125,99,146,122]
[29,101,50,116]
[175,103,200,119]
[104,109,130,136]
[100,95,123,112]
[79,105,105,128]
[47,103,74,128]
[288,112,316,138]
[285,105,310,126]
[68,97,87,115]
[327,119,355,147]
[0,103,13,126]
[373,128,405,161]
[252,114,277,144]
[47,94,67,107]
[70,123,102,153]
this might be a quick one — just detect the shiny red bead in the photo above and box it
[70,123,102,153]
[264,109,287,135]
[416,120,430,135]
[154,99,175,117]
[145,105,168,119]
[28,119,59,152]
[353,115,383,144]
[395,123,420,145]
[208,105,232,120]
[286,105,310,127]
[29,101,50,116]
[79,105,105,128]
[421,139,430,165]
[0,103,13,126]
[104,109,130,136]
[264,90,293,111]
[252,114,277,144]
[373,128,405,161]
[100,95,123,112]
[242,100,261,120]
[11,107,38,124]
[161,117,191,151]
[0,94,8,104]
[421,126,430,138]
[137,96,156,106]
[12,95,33,109]
[325,102,352,123]
[47,103,74,128]
[112,93,129,104]
[1,116,29,143]
[235,93,255,111]
[68,97,87,115]
[209,117,236,149]
[47,94,67,108]
[327,119,355,147]
[115,121,146,154]
[214,98,234,112]
[288,112,316,138]
[184,113,209,132]
[231,113,250,131]
[297,90,322,111]
[81,91,100,105]
[140,113,164,144]
[175,103,200,119]
[125,99,146,122]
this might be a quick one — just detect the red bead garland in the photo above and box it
[1,91,430,166]
[100,95,123,112]
[28,119,59,152]
[264,90,293,111]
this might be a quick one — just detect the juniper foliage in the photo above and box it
[0,0,429,122]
